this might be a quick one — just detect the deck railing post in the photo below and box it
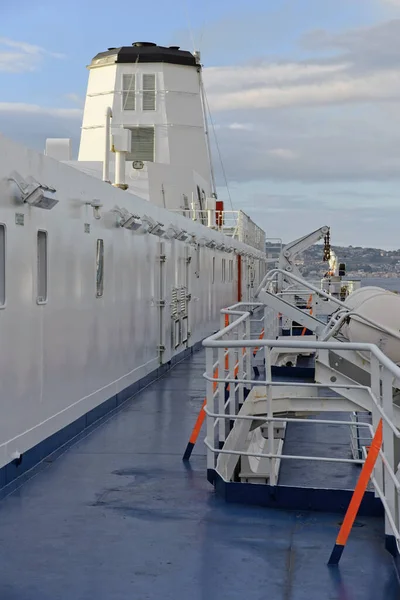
[245,318,251,389]
[238,321,244,407]
[206,347,215,470]
[371,355,384,497]
[218,343,226,446]
[382,366,397,538]
[264,306,270,339]
[229,335,236,424]
[264,343,276,485]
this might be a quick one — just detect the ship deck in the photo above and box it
[0,348,398,599]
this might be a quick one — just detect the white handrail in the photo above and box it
[203,292,400,551]
[203,305,400,382]
[255,268,348,307]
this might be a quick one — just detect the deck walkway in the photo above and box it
[0,348,398,599]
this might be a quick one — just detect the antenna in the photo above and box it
[198,66,217,198]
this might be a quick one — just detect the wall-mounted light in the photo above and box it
[112,206,142,231]
[8,171,58,210]
[164,224,180,240]
[86,199,103,220]
[142,215,165,237]
[176,230,189,242]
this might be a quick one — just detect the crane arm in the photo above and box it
[278,226,330,279]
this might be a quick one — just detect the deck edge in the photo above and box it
[0,341,204,492]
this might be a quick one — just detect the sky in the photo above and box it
[1,0,400,248]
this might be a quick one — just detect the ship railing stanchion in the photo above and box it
[382,366,398,542]
[218,344,226,447]
[206,347,215,472]
[328,419,383,565]
[238,321,244,407]
[183,360,219,461]
[265,342,276,486]
[228,333,236,430]
[370,355,384,496]
[219,313,228,444]
[245,318,251,400]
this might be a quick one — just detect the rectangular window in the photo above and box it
[212,256,215,284]
[0,225,5,306]
[37,230,47,303]
[143,74,156,111]
[96,239,104,297]
[229,259,233,282]
[222,258,226,282]
[127,126,155,162]
[122,74,136,110]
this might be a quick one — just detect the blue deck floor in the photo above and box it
[0,348,398,599]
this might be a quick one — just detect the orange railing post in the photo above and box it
[328,419,383,565]
[182,367,219,461]
[183,322,264,461]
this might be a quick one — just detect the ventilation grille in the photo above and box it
[127,127,155,162]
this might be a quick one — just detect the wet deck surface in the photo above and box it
[279,409,368,490]
[0,348,398,600]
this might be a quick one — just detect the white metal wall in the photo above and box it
[0,134,265,470]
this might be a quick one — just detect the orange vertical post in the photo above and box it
[328,419,383,565]
[182,367,219,461]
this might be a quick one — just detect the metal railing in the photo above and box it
[202,299,400,551]
[173,209,266,252]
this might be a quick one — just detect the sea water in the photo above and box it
[361,277,400,292]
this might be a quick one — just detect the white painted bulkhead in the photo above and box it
[0,133,265,471]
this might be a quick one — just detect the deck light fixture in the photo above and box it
[8,172,58,210]
[113,206,142,230]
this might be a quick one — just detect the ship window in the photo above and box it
[37,230,47,303]
[96,239,104,297]
[143,74,156,111]
[229,260,233,282]
[222,258,226,282]
[127,127,155,162]
[122,74,136,110]
[0,225,5,306]
[212,256,215,284]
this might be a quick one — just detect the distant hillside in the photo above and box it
[267,243,400,278]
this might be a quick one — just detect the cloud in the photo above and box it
[65,93,85,107]
[0,37,64,73]
[228,123,253,131]
[207,70,400,111]
[220,183,400,248]
[203,21,400,112]
[203,18,400,185]
[0,103,81,156]
[0,103,82,119]
[268,149,297,160]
